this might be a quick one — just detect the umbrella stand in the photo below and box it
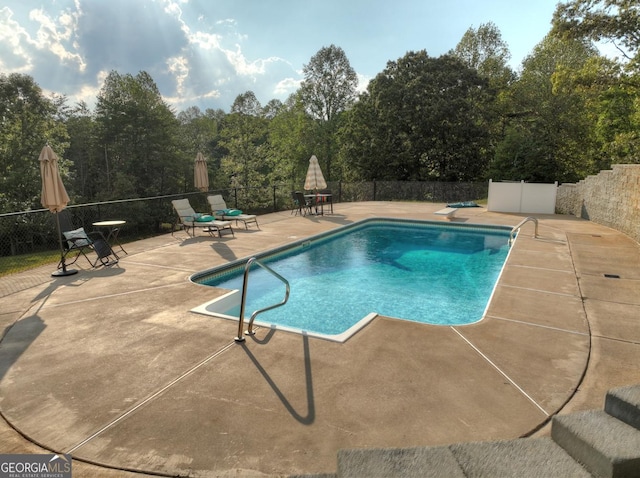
[52,211,78,277]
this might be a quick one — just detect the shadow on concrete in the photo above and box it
[209,242,238,262]
[240,333,315,425]
[0,313,46,381]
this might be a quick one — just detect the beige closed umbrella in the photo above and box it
[39,144,77,276]
[194,152,209,192]
[304,155,327,191]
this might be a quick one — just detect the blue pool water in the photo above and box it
[192,219,511,338]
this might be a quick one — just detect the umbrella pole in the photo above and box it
[52,211,78,277]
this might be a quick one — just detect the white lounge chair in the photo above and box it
[171,199,234,237]
[207,195,259,229]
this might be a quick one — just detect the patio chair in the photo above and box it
[291,191,303,216]
[207,195,259,229]
[293,191,313,216]
[58,210,118,268]
[171,199,234,238]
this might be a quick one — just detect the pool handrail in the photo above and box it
[509,217,538,245]
[235,257,290,342]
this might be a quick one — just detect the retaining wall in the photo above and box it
[556,164,640,244]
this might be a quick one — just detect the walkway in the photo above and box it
[0,202,638,477]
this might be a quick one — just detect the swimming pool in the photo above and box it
[191,218,512,341]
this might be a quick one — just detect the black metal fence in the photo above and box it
[0,180,488,260]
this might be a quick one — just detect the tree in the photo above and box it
[339,51,494,182]
[0,73,69,212]
[95,71,182,199]
[551,0,640,167]
[551,0,640,64]
[64,101,101,201]
[451,22,515,88]
[266,93,316,186]
[219,91,268,195]
[491,35,600,182]
[299,45,358,180]
[451,22,517,166]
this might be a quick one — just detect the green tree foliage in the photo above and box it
[551,0,640,166]
[339,51,494,181]
[63,101,101,201]
[552,0,640,65]
[451,22,515,90]
[219,91,268,193]
[95,71,182,199]
[177,106,226,190]
[266,93,316,186]
[300,45,358,180]
[492,35,601,182]
[0,73,69,212]
[553,56,640,168]
[451,23,517,169]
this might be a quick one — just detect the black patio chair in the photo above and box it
[293,191,312,216]
[57,210,118,268]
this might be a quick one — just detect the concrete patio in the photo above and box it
[0,201,639,477]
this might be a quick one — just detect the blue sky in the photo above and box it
[0,0,562,113]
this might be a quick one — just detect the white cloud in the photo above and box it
[356,73,371,94]
[0,6,34,71]
[29,7,86,71]
[274,77,301,97]
[166,55,189,96]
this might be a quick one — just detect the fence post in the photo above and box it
[273,185,277,212]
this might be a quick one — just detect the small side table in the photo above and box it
[93,220,127,257]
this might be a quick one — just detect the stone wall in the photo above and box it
[556,164,640,243]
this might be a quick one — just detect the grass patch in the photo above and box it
[0,250,62,277]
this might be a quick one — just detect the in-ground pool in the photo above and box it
[191,218,512,341]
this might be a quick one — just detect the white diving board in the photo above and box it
[434,207,457,220]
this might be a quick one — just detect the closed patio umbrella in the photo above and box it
[39,144,77,276]
[304,155,327,191]
[194,152,209,192]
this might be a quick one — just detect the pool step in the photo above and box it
[550,385,640,478]
[605,384,640,431]
[336,438,589,477]
[299,385,640,478]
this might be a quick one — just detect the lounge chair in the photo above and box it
[207,195,259,229]
[171,199,234,237]
[58,210,118,267]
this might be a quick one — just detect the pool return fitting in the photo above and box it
[235,257,290,342]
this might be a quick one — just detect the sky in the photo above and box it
[1,0,563,114]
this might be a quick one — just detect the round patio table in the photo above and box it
[92,220,127,257]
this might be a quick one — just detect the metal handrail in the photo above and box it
[509,217,539,245]
[235,257,290,342]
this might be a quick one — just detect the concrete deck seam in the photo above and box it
[591,334,640,346]
[36,283,185,309]
[581,275,640,284]
[451,327,549,416]
[508,264,574,274]
[66,341,237,454]
[498,284,579,298]
[485,315,590,336]
[116,259,200,273]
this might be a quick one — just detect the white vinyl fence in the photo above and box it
[487,180,558,214]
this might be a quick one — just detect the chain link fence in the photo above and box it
[0,180,487,262]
